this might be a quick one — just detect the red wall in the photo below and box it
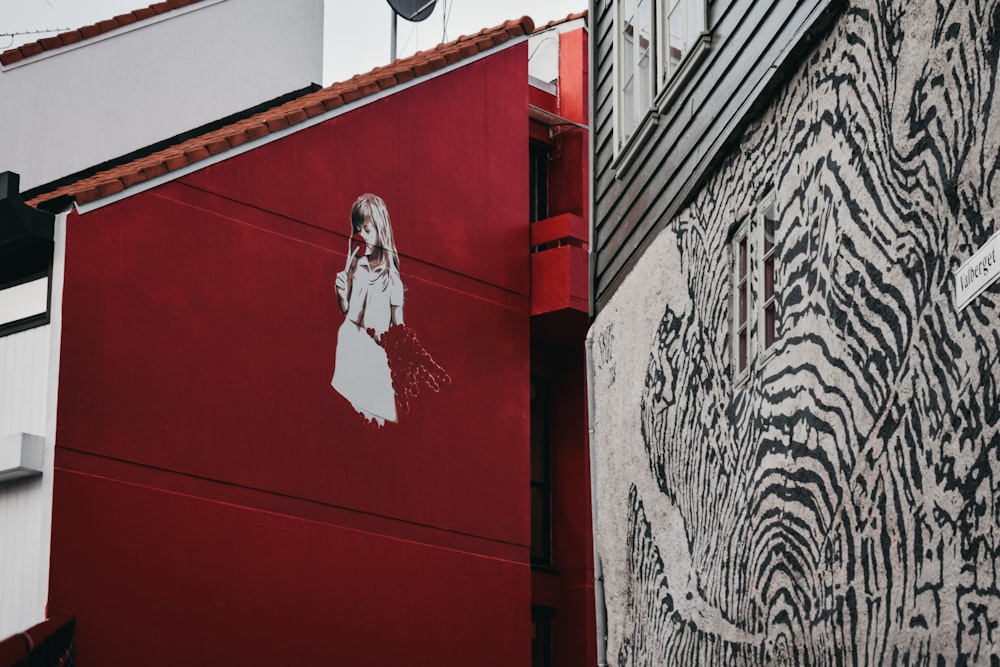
[49,44,531,666]
[531,333,596,667]
[528,27,597,667]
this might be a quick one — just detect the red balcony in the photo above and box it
[530,212,588,315]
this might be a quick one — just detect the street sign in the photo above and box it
[955,229,1000,310]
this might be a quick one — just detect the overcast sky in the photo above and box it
[0,0,586,84]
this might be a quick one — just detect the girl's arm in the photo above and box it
[336,247,360,314]
[336,273,350,314]
[389,276,404,326]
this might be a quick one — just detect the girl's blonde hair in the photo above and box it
[351,193,401,285]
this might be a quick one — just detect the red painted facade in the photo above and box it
[526,25,596,667]
[45,25,592,667]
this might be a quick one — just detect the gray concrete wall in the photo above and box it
[590,0,1000,663]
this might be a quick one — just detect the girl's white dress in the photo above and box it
[332,257,404,424]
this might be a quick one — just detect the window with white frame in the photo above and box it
[0,274,49,333]
[615,0,707,151]
[659,0,705,87]
[0,172,54,338]
[732,219,751,376]
[760,199,777,350]
[618,0,653,143]
[732,195,778,379]
[0,241,52,338]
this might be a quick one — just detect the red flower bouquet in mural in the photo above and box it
[380,324,451,415]
[331,193,450,426]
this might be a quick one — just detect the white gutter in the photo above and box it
[74,32,530,215]
[583,8,607,662]
[586,329,609,667]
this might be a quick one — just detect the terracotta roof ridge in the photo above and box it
[1,0,209,67]
[26,15,535,209]
[534,11,588,33]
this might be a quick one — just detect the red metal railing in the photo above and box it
[0,614,75,667]
[530,212,589,315]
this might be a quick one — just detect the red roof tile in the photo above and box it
[59,31,83,47]
[27,16,536,209]
[0,0,211,66]
[534,11,588,32]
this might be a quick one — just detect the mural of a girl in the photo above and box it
[332,193,450,425]
[332,194,404,425]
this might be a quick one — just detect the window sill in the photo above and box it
[0,313,50,339]
[654,31,712,115]
[611,109,660,178]
[0,433,44,484]
[732,346,778,389]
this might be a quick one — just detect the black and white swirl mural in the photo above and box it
[592,0,1000,664]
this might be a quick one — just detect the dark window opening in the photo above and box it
[531,606,554,667]
[530,376,552,566]
[529,142,549,223]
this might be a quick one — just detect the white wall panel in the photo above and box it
[0,326,51,437]
[0,213,66,640]
[0,327,52,639]
[0,0,323,191]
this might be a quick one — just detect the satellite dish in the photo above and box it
[386,0,437,22]
[387,0,438,61]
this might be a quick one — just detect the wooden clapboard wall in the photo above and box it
[591,0,845,311]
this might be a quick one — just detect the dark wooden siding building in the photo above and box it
[590,0,845,311]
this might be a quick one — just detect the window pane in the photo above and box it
[687,0,705,40]
[0,276,48,326]
[765,303,776,349]
[622,28,635,74]
[764,256,774,301]
[623,77,635,135]
[623,0,637,23]
[668,0,685,70]
[530,376,550,564]
[738,278,747,324]
[529,143,549,223]
[530,378,548,481]
[744,280,751,326]
[638,50,651,113]
[764,203,776,251]
[531,436,545,482]
[532,607,553,667]
[621,8,635,136]
[739,236,748,277]
[739,329,748,371]
[637,0,651,111]
[637,0,651,43]
[531,485,548,557]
